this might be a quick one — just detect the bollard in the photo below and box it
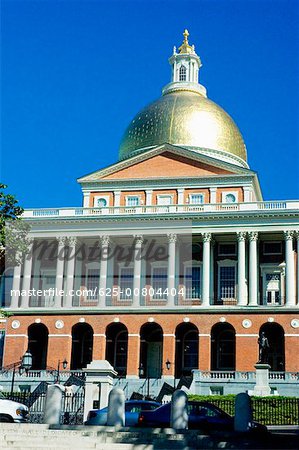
[170,390,188,430]
[107,388,125,427]
[234,392,253,432]
[43,384,65,425]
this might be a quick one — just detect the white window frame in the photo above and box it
[150,261,169,301]
[221,191,239,204]
[217,259,237,301]
[118,262,134,300]
[85,262,100,301]
[218,242,237,257]
[188,193,204,205]
[125,195,141,207]
[263,241,282,256]
[157,194,174,205]
[260,263,285,306]
[93,195,110,208]
[183,260,202,300]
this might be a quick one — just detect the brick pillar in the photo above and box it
[126,334,140,377]
[47,335,72,369]
[285,335,299,372]
[162,334,176,377]
[93,334,106,360]
[198,334,210,370]
[235,335,258,371]
[3,335,28,366]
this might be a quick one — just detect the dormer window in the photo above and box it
[179,65,187,81]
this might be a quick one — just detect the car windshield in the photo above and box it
[188,402,231,418]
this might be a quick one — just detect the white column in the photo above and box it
[83,192,90,207]
[284,231,295,306]
[99,235,110,308]
[133,235,143,307]
[248,232,258,306]
[209,188,217,204]
[64,237,77,308]
[55,237,66,308]
[145,190,153,206]
[114,191,121,207]
[10,254,22,308]
[297,232,299,306]
[20,241,33,308]
[237,232,247,306]
[202,232,211,306]
[177,188,184,205]
[167,233,177,307]
[209,239,215,304]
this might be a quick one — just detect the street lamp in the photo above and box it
[165,359,176,390]
[55,359,68,383]
[138,363,150,399]
[10,350,32,396]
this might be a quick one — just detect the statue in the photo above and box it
[257,332,270,364]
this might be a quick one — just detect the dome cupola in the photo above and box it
[119,30,248,168]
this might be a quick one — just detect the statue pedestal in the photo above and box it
[252,363,271,396]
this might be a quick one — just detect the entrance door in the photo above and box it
[146,342,162,378]
[265,274,280,305]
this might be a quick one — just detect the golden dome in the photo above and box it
[119,90,247,166]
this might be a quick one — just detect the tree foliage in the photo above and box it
[0,183,31,269]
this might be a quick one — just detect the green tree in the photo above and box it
[0,183,31,272]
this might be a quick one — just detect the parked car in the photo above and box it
[0,392,29,423]
[138,400,267,433]
[85,399,160,426]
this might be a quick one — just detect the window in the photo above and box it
[263,242,282,255]
[179,65,187,81]
[86,268,99,300]
[126,196,140,207]
[210,386,224,396]
[97,198,107,207]
[184,266,201,299]
[189,194,204,205]
[225,194,236,203]
[219,266,236,300]
[157,195,173,206]
[218,243,236,256]
[222,191,238,204]
[119,267,134,299]
[151,266,168,299]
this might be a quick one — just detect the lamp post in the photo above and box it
[165,359,176,390]
[10,350,33,396]
[138,363,150,399]
[55,359,68,383]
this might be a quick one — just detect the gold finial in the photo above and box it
[179,29,193,54]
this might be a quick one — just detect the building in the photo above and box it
[1,30,299,396]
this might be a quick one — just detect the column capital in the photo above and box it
[167,233,177,243]
[68,236,77,246]
[237,231,247,242]
[57,236,67,246]
[284,230,294,241]
[134,235,144,245]
[248,231,258,242]
[202,232,212,243]
[99,235,110,246]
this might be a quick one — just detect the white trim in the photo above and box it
[5,334,27,338]
[93,195,110,208]
[94,333,106,337]
[163,333,175,337]
[198,333,210,337]
[235,334,259,337]
[284,334,299,337]
[128,333,139,337]
[222,191,239,204]
[48,334,72,337]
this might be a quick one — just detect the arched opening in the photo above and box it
[260,323,285,371]
[211,323,236,371]
[175,323,199,378]
[105,323,128,377]
[71,323,93,370]
[140,323,163,378]
[179,65,187,81]
[28,324,49,369]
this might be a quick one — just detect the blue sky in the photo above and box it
[1,0,299,207]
